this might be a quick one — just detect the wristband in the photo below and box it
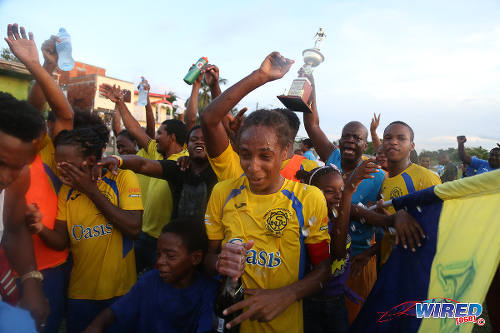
[20,271,43,283]
[111,155,123,168]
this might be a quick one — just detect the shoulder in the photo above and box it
[167,149,189,161]
[326,148,341,166]
[282,179,325,203]
[212,177,245,195]
[301,158,319,171]
[471,156,489,166]
[409,164,441,186]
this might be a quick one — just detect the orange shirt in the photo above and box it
[25,154,68,271]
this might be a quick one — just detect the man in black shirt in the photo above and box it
[97,126,217,221]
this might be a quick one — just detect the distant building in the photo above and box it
[0,59,32,100]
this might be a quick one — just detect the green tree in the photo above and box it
[0,48,20,62]
[197,77,228,111]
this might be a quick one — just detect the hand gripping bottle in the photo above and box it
[138,77,148,106]
[183,57,208,85]
[213,275,244,332]
[55,28,75,71]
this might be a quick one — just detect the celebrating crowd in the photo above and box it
[1,22,499,333]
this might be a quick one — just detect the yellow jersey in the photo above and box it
[56,169,143,300]
[140,140,188,238]
[208,143,319,181]
[205,177,329,333]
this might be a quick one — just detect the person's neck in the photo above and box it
[190,158,209,174]
[388,159,412,177]
[164,143,182,159]
[250,176,285,195]
[341,158,360,173]
[171,269,197,289]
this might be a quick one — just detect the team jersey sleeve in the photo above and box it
[207,142,244,181]
[470,156,489,170]
[300,159,319,172]
[117,170,144,211]
[39,134,60,177]
[55,186,70,221]
[303,186,330,245]
[159,159,182,185]
[145,139,163,160]
[204,182,226,240]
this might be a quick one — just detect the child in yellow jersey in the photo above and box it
[31,125,143,333]
[380,121,441,265]
[202,52,331,333]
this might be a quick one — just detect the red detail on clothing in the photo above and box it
[307,240,330,266]
[0,247,20,305]
[280,155,306,182]
[26,154,68,270]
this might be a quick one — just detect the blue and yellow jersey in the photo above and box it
[205,177,329,333]
[381,163,442,214]
[56,169,143,300]
[140,140,188,238]
[208,143,318,182]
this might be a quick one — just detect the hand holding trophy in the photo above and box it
[277,28,326,113]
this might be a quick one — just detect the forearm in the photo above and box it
[24,62,73,127]
[332,191,353,260]
[121,155,163,178]
[145,96,155,139]
[185,83,201,132]
[204,240,221,276]
[303,101,335,162]
[209,83,221,100]
[371,130,382,152]
[284,260,329,301]
[350,204,394,227]
[27,62,57,110]
[112,103,122,137]
[458,143,471,164]
[37,222,69,251]
[86,188,141,238]
[117,100,151,149]
[86,308,116,332]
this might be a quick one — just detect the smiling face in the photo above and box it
[238,125,288,195]
[316,172,344,210]
[0,131,38,190]
[116,134,137,155]
[383,123,415,163]
[156,232,200,287]
[187,128,206,162]
[339,122,368,163]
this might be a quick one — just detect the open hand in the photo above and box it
[176,156,190,171]
[224,288,296,329]
[216,240,254,283]
[4,23,39,66]
[99,84,123,103]
[347,159,381,192]
[25,203,43,234]
[393,209,425,252]
[93,156,120,181]
[258,52,294,82]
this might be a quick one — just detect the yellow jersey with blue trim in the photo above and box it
[381,163,442,214]
[205,177,330,333]
[56,169,143,300]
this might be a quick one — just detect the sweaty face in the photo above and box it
[238,125,287,195]
[116,135,137,155]
[420,157,431,169]
[0,131,38,191]
[156,124,172,154]
[317,173,344,210]
[339,124,368,163]
[156,232,197,287]
[187,128,206,161]
[383,124,415,163]
[489,149,500,169]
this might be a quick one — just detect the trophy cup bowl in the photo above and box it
[302,48,324,69]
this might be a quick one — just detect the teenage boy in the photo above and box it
[83,218,217,333]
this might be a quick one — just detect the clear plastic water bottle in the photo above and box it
[138,77,148,106]
[55,28,75,71]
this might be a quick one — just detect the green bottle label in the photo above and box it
[183,57,208,85]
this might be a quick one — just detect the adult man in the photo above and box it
[457,135,500,174]
[437,152,457,183]
[300,138,317,161]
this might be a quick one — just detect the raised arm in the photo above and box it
[370,113,382,152]
[301,72,336,162]
[6,25,73,139]
[457,136,472,164]
[184,67,203,132]
[112,103,122,137]
[142,80,156,139]
[100,84,152,150]
[200,52,294,157]
[98,155,163,179]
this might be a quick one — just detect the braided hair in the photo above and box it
[54,124,109,160]
[237,109,291,149]
[295,164,342,187]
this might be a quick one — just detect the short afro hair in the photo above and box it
[0,92,45,142]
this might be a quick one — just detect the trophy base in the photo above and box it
[277,95,312,113]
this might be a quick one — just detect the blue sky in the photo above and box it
[1,0,499,152]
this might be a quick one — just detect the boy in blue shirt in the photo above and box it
[83,218,218,333]
[457,135,500,174]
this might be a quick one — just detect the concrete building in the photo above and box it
[0,59,32,100]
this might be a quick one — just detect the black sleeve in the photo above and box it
[159,159,183,186]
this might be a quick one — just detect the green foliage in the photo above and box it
[420,146,490,165]
[0,48,20,62]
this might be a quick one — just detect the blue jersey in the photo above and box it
[470,156,493,175]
